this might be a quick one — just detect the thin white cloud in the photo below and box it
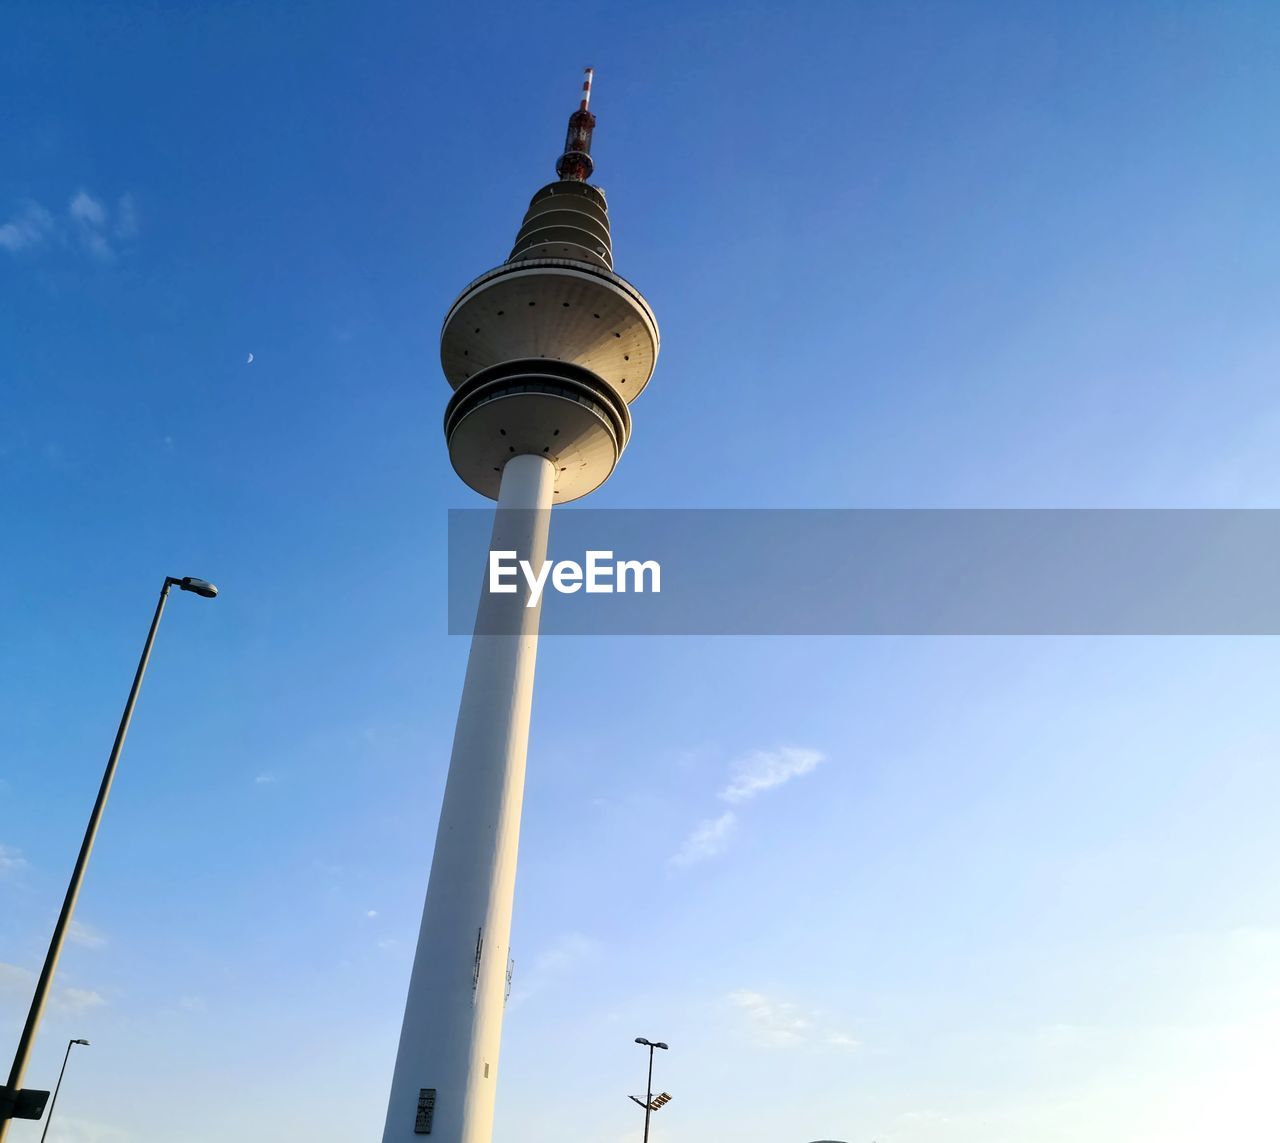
[0,202,55,252]
[669,810,737,867]
[69,191,113,259]
[0,961,32,996]
[69,920,107,949]
[365,909,379,919]
[719,747,825,804]
[55,986,106,1014]
[0,843,28,878]
[1,962,106,1015]
[668,745,825,867]
[728,989,857,1050]
[69,190,107,228]
[114,193,138,240]
[0,191,137,260]
[531,931,599,975]
[254,772,277,785]
[728,989,812,1046]
[509,932,601,1005]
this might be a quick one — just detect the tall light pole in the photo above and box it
[381,68,659,1143]
[39,1039,89,1143]
[0,575,218,1139]
[631,1037,669,1143]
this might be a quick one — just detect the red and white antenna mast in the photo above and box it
[556,66,597,182]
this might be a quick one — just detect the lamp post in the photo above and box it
[631,1037,669,1143]
[0,576,218,1139]
[39,1039,89,1143]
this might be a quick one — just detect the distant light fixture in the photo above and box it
[7,575,217,1143]
[39,1038,94,1143]
[175,576,218,599]
[631,1036,671,1142]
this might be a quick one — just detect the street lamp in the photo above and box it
[630,1037,670,1143]
[39,1040,89,1143]
[0,576,218,1138]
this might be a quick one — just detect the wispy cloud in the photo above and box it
[729,989,812,1045]
[1,962,106,1014]
[0,961,33,996]
[669,746,826,867]
[69,920,107,949]
[69,191,112,259]
[0,202,55,252]
[114,193,138,240]
[510,931,601,1005]
[57,986,107,1014]
[719,747,825,804]
[530,931,599,976]
[69,190,107,228]
[254,772,277,785]
[670,810,737,867]
[0,191,137,260]
[0,844,28,879]
[728,989,857,1050]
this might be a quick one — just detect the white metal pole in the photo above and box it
[383,453,556,1143]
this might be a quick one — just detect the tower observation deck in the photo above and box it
[440,71,658,503]
[381,71,660,1143]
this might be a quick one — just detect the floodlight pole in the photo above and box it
[0,576,215,1139]
[634,1038,667,1143]
[643,1043,655,1143]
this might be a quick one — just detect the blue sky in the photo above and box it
[3,2,1280,1140]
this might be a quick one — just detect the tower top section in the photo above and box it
[440,68,658,504]
[555,67,596,183]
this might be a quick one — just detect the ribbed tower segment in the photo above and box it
[382,73,659,1143]
[509,181,613,268]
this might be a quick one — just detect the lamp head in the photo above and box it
[175,576,218,599]
[72,1039,90,1046]
[654,1042,669,1050]
[635,1037,649,1046]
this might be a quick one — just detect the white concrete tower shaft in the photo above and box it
[383,455,552,1143]
[383,71,658,1143]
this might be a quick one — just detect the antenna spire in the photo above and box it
[556,67,597,182]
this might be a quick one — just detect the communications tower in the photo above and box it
[382,70,660,1142]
